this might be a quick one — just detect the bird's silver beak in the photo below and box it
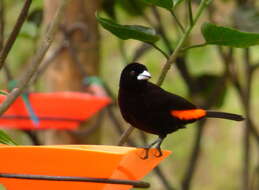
[137,70,152,80]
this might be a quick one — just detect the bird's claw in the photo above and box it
[139,147,163,159]
[139,147,150,160]
[153,148,163,157]
[138,136,165,159]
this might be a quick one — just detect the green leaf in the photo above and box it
[173,0,185,7]
[201,22,259,48]
[0,130,17,145]
[142,0,173,10]
[142,0,185,9]
[96,15,159,43]
[0,90,8,95]
[117,0,147,16]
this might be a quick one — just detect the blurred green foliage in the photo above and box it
[1,0,258,190]
[0,130,17,145]
[0,184,6,190]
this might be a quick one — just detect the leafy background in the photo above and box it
[1,0,259,190]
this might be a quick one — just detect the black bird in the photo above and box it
[118,63,244,158]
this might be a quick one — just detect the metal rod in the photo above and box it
[0,173,150,188]
[0,115,84,122]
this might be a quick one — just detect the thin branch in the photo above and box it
[71,110,105,137]
[181,43,207,51]
[2,64,42,145]
[218,47,244,97]
[117,126,135,146]
[244,49,252,109]
[220,48,259,146]
[30,44,65,84]
[242,48,251,190]
[250,164,259,190]
[182,121,205,190]
[187,0,194,25]
[169,9,185,33]
[251,62,259,73]
[157,0,210,86]
[248,119,259,145]
[151,7,197,93]
[0,1,11,83]
[64,35,88,78]
[0,3,41,146]
[3,65,13,81]
[31,22,90,84]
[210,3,257,190]
[181,72,228,190]
[138,130,148,145]
[151,6,173,54]
[0,0,69,116]
[149,43,169,60]
[243,118,251,190]
[119,40,128,65]
[131,0,155,27]
[218,48,259,146]
[153,167,176,190]
[132,43,152,62]
[175,56,198,94]
[218,46,258,189]
[0,0,32,70]
[0,0,4,50]
[25,131,41,145]
[244,53,259,146]
[107,106,136,146]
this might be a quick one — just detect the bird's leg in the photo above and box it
[153,136,165,157]
[141,135,165,159]
[141,138,160,159]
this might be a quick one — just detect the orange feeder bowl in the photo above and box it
[0,145,170,190]
[0,92,111,130]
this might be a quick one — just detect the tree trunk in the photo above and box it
[41,0,101,144]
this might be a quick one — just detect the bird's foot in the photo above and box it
[138,136,165,159]
[153,147,163,157]
[135,145,151,159]
[152,136,165,157]
[139,147,163,159]
[140,147,150,160]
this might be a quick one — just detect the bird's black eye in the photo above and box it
[130,70,135,76]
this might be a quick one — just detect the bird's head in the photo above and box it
[119,62,152,89]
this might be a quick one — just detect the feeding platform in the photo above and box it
[0,144,171,190]
[0,92,111,130]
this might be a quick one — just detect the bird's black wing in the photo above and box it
[146,82,196,110]
[146,82,206,122]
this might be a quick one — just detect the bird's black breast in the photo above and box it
[118,82,197,136]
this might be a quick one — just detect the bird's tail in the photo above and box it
[206,111,244,121]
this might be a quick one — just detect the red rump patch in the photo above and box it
[171,109,206,120]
